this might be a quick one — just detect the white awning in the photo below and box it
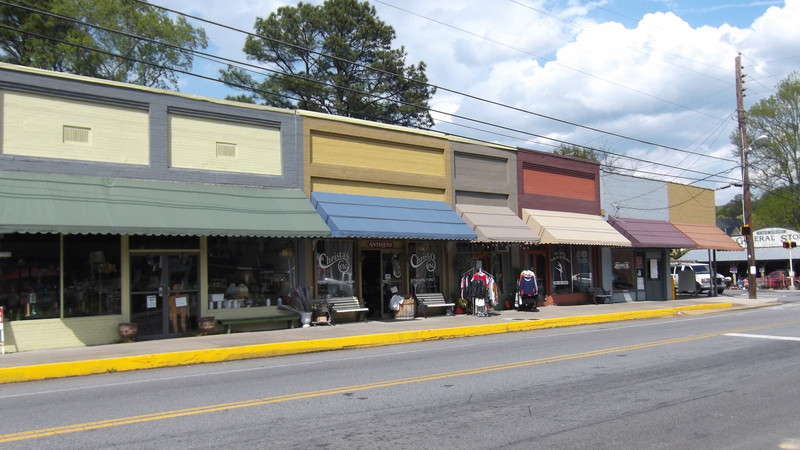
[522,209,631,246]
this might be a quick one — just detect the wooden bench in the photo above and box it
[327,296,368,325]
[415,293,455,318]
[217,314,298,334]
[588,287,612,305]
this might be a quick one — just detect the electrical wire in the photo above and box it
[134,0,738,163]
[0,0,746,186]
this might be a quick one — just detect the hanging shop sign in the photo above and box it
[366,240,396,249]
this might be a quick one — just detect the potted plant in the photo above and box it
[455,298,467,314]
[118,322,138,342]
[197,316,216,335]
[278,287,313,327]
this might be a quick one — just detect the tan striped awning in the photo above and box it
[456,204,541,243]
[522,209,631,246]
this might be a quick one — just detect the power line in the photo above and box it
[137,0,736,164]
[0,1,742,186]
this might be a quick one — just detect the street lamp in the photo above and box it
[741,134,768,299]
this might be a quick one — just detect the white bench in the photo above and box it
[327,296,368,324]
[415,293,455,318]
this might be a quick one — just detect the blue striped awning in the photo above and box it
[311,192,477,240]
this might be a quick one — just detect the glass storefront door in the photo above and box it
[361,250,403,319]
[130,252,199,338]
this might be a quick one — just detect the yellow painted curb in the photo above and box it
[0,303,733,384]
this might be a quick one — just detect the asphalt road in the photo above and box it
[1,293,799,449]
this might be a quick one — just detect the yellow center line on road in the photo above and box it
[2,320,797,443]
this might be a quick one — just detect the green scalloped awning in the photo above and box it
[0,172,330,237]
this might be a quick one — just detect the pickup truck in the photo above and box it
[759,270,799,289]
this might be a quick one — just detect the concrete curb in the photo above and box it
[0,303,734,384]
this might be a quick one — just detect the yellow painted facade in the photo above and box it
[668,182,716,225]
[169,114,282,175]
[2,90,149,164]
[302,115,452,202]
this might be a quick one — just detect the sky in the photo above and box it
[151,0,800,206]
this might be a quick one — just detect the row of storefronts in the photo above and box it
[0,63,741,352]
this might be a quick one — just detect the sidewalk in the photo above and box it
[0,295,778,383]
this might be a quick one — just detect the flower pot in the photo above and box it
[118,322,138,342]
[299,312,312,328]
[197,316,216,334]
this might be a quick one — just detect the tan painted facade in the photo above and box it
[302,113,452,202]
[169,114,282,175]
[667,182,716,225]
[2,90,149,164]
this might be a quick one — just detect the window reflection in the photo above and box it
[314,240,354,298]
[207,237,298,308]
[611,249,635,291]
[63,235,121,317]
[0,234,60,320]
[408,241,440,294]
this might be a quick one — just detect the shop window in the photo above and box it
[612,249,635,292]
[314,240,355,298]
[408,242,440,294]
[551,245,595,294]
[0,234,60,321]
[63,235,122,317]
[571,247,593,293]
[207,237,297,307]
[550,245,572,294]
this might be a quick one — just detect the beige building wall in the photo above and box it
[302,115,451,202]
[2,90,149,164]
[668,182,716,225]
[3,316,121,352]
[169,114,282,175]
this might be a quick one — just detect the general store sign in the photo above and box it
[733,227,800,248]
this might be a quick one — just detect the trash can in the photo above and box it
[395,297,415,320]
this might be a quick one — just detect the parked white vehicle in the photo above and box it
[670,262,726,295]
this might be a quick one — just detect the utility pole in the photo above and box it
[735,53,757,300]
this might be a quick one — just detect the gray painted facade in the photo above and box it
[452,141,518,208]
[600,172,673,301]
[600,172,669,221]
[0,64,304,189]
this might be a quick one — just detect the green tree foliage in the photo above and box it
[220,0,435,128]
[0,0,207,90]
[751,186,800,230]
[716,193,743,220]
[737,71,800,194]
[553,144,598,160]
[726,71,800,231]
